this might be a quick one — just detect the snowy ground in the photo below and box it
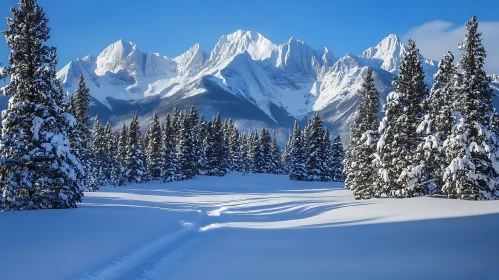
[1,173,499,280]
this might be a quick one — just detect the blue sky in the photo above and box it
[0,0,498,71]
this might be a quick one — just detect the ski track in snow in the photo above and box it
[76,212,205,280]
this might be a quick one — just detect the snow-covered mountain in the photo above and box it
[57,31,440,138]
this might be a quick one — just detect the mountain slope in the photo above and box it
[56,31,443,140]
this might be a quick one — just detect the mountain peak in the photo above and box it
[95,39,141,75]
[361,33,405,73]
[208,30,276,62]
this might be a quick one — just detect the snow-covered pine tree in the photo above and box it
[91,116,106,188]
[103,122,114,184]
[377,40,428,198]
[147,112,163,180]
[188,107,202,175]
[289,121,307,181]
[305,113,327,181]
[271,133,283,174]
[197,115,208,174]
[442,16,499,200]
[240,132,250,173]
[250,132,262,173]
[204,113,226,176]
[161,114,179,182]
[331,135,345,182]
[73,75,94,190]
[126,115,147,183]
[114,123,128,186]
[281,129,294,174]
[177,115,196,180]
[321,128,333,181]
[228,120,243,171]
[344,68,381,199]
[414,52,458,195]
[259,128,274,173]
[0,0,83,209]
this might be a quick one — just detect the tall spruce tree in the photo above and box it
[442,16,499,200]
[250,132,262,173]
[103,122,114,184]
[415,52,458,195]
[289,121,307,181]
[271,133,282,174]
[305,113,327,181]
[228,120,243,171]
[377,40,428,198]
[0,0,83,209]
[259,128,274,173]
[114,123,128,186]
[281,129,294,174]
[147,112,163,180]
[204,113,226,176]
[162,114,179,182]
[344,68,381,199]
[126,116,147,183]
[91,116,105,188]
[73,75,93,190]
[331,135,345,182]
[177,115,195,180]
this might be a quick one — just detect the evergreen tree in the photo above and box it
[114,123,128,186]
[322,128,334,181]
[91,116,105,188]
[126,116,147,183]
[103,122,114,184]
[0,0,83,209]
[305,113,327,181]
[344,68,381,199]
[377,40,428,198]
[259,128,274,173]
[204,113,226,176]
[188,107,202,175]
[289,121,307,181]
[161,114,178,182]
[415,52,458,194]
[177,115,195,180]
[249,132,262,173]
[271,133,283,174]
[331,135,345,182]
[228,120,243,171]
[281,129,294,174]
[73,75,93,190]
[147,112,163,180]
[442,16,499,200]
[240,132,250,173]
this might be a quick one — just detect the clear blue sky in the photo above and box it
[0,0,497,67]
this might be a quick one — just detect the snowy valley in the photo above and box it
[1,173,498,280]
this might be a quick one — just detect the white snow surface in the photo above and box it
[1,173,498,280]
[56,31,437,122]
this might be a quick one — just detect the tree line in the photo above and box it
[345,16,499,201]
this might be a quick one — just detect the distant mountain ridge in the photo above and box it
[55,30,498,142]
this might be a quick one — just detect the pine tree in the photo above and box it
[73,75,94,190]
[126,116,147,183]
[177,115,195,180]
[188,107,202,175]
[305,113,327,181]
[240,132,250,173]
[259,128,274,173]
[442,16,499,200]
[103,122,114,184]
[147,112,163,180]
[249,132,262,173]
[204,113,226,176]
[322,128,334,181]
[415,52,458,195]
[281,129,294,174]
[228,120,243,171]
[114,123,128,186]
[0,0,83,209]
[377,40,428,198]
[271,133,282,174]
[344,68,381,199]
[331,135,345,182]
[289,121,307,181]
[161,114,179,182]
[91,116,105,188]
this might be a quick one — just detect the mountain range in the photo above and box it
[55,30,499,143]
